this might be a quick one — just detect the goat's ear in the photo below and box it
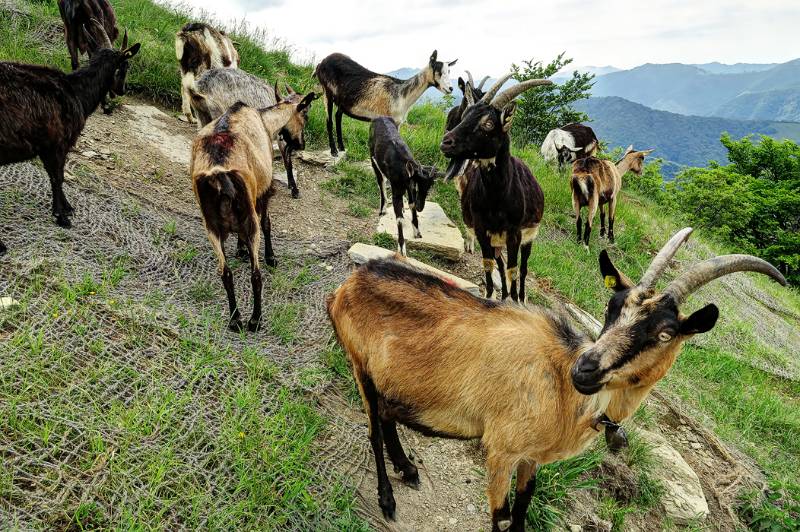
[448,59,458,66]
[274,81,281,100]
[123,43,141,59]
[501,102,516,132]
[624,145,634,156]
[297,92,316,112]
[599,250,634,292]
[642,149,655,156]
[430,50,438,64]
[121,29,128,50]
[458,77,466,92]
[405,160,416,178]
[679,304,719,335]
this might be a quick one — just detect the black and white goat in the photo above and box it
[541,123,598,167]
[0,21,139,256]
[369,117,436,256]
[441,75,552,302]
[189,67,315,198]
[175,22,239,123]
[58,0,119,71]
[314,50,456,156]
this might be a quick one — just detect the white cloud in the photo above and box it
[169,0,800,78]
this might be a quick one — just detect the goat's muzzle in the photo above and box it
[440,134,456,156]
[571,354,605,395]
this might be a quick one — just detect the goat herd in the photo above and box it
[0,3,790,531]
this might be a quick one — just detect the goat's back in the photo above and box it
[572,157,619,201]
[194,68,276,125]
[561,123,598,154]
[368,117,414,173]
[314,53,398,115]
[59,0,119,51]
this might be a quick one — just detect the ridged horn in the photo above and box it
[478,73,513,104]
[465,70,475,88]
[638,227,693,290]
[477,75,489,90]
[663,255,787,305]
[491,78,553,109]
[87,18,112,49]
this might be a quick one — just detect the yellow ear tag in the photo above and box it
[604,275,617,289]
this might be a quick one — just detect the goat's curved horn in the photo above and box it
[491,78,553,109]
[478,73,513,104]
[87,18,112,49]
[638,227,693,290]
[465,70,475,88]
[663,254,787,305]
[477,75,489,90]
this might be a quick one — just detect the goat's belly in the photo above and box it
[486,225,540,247]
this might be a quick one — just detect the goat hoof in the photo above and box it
[55,215,72,228]
[265,256,278,268]
[401,468,420,489]
[0,243,6,256]
[247,317,262,332]
[228,318,245,332]
[291,188,300,199]
[379,494,396,521]
[497,519,512,531]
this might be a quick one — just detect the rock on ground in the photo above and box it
[376,201,464,261]
[347,243,479,296]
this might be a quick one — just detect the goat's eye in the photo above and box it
[658,331,673,342]
[481,120,494,131]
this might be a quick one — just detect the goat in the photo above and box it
[175,22,239,123]
[314,50,457,157]
[571,146,654,246]
[190,94,316,332]
[326,227,787,530]
[440,75,552,302]
[443,70,488,182]
[541,123,598,168]
[57,0,119,71]
[0,21,139,256]
[189,67,315,199]
[369,117,436,256]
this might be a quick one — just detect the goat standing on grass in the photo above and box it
[369,117,436,256]
[175,22,239,123]
[572,146,654,246]
[191,94,316,332]
[327,228,787,531]
[188,68,314,199]
[58,0,119,71]
[0,21,139,256]
[440,75,552,302]
[540,123,599,168]
[314,50,456,157]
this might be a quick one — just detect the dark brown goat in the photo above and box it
[58,0,119,71]
[0,21,139,256]
[441,75,552,302]
[443,71,488,181]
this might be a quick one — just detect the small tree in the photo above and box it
[510,52,594,146]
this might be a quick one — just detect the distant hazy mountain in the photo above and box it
[574,96,800,176]
[551,65,621,82]
[590,59,800,121]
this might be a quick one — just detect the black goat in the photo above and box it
[314,50,456,157]
[0,21,140,256]
[441,75,552,302]
[443,71,488,181]
[58,0,119,71]
[369,118,436,256]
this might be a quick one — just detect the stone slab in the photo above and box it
[376,200,464,261]
[347,243,479,296]
[0,296,19,310]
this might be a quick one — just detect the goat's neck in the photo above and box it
[66,56,117,117]
[478,135,513,185]
[615,155,634,177]
[260,104,295,137]
[397,67,433,111]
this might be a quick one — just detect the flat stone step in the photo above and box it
[376,201,464,261]
[297,149,345,168]
[347,243,479,296]
[0,296,20,310]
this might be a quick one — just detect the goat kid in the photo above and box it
[175,22,239,123]
[58,0,119,71]
[189,68,316,199]
[440,75,552,301]
[541,123,598,168]
[326,228,787,531]
[314,50,456,157]
[0,21,139,256]
[191,94,316,332]
[572,146,653,245]
[369,117,436,256]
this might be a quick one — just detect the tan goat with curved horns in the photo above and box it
[326,227,787,531]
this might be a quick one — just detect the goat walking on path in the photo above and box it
[0,21,139,256]
[327,228,787,531]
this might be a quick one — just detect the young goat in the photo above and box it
[572,146,654,245]
[175,22,239,123]
[327,228,787,531]
[369,117,436,256]
[440,75,552,301]
[189,68,314,199]
[191,94,316,332]
[541,123,598,168]
[314,50,456,157]
[0,21,139,256]
[58,0,119,71]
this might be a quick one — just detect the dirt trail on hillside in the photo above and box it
[0,98,775,531]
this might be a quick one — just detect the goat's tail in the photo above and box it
[571,174,593,207]
[195,169,253,235]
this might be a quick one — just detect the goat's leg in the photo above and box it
[392,193,406,256]
[599,204,606,238]
[180,73,197,123]
[584,198,598,246]
[325,91,337,156]
[380,419,419,488]
[235,237,249,259]
[66,26,80,71]
[279,139,300,199]
[486,452,514,532]
[335,108,345,153]
[495,251,508,300]
[510,462,538,532]
[260,204,277,268]
[209,232,243,331]
[0,239,6,256]
[477,232,496,299]
[410,208,421,238]
[372,159,386,216]
[361,375,396,520]
[608,196,618,243]
[505,233,521,302]
[246,242,263,333]
[41,153,71,227]
[518,242,532,305]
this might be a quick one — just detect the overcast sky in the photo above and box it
[172,0,800,77]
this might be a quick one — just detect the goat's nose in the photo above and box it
[440,135,455,151]
[576,357,599,376]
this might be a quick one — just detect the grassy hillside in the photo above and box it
[575,96,800,175]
